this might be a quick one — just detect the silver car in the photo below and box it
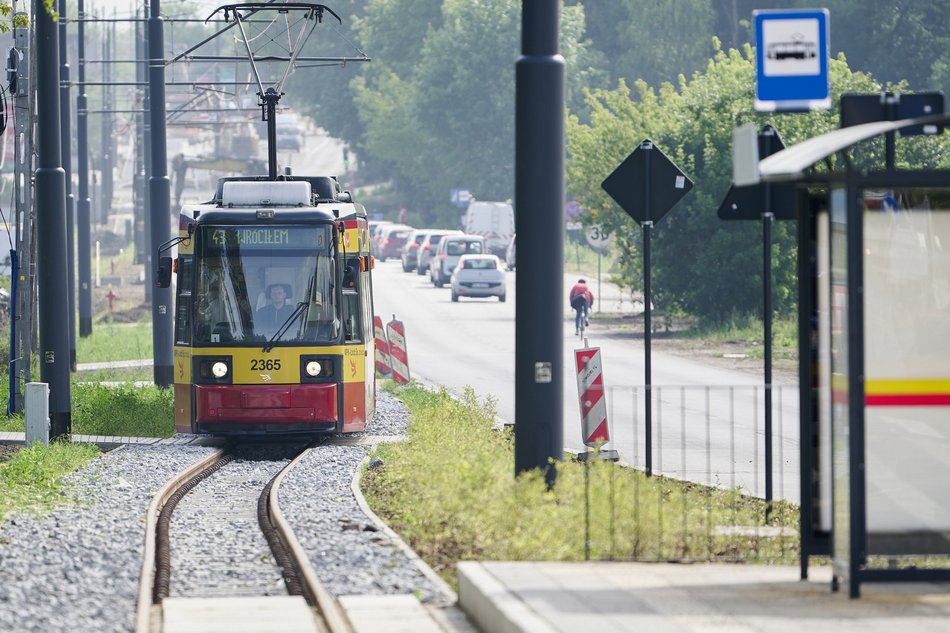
[416,230,462,277]
[450,254,506,302]
[430,234,485,287]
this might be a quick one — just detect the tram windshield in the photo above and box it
[193,224,339,344]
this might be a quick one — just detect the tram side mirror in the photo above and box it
[156,256,173,288]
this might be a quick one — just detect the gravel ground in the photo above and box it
[0,444,219,633]
[0,390,444,632]
[281,388,452,603]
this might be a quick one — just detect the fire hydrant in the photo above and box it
[107,285,116,312]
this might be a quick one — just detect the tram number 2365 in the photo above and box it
[250,359,282,371]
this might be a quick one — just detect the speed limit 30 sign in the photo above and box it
[585,225,611,250]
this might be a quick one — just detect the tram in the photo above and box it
[157,175,376,435]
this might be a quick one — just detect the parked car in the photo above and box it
[378,224,413,261]
[416,230,462,276]
[451,254,506,302]
[400,229,430,272]
[505,234,516,271]
[368,221,392,257]
[430,234,485,287]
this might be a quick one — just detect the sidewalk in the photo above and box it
[457,561,950,633]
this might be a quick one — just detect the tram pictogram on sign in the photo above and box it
[386,316,411,384]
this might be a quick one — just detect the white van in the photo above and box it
[430,234,485,287]
[462,200,514,259]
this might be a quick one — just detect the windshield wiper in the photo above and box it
[262,302,308,352]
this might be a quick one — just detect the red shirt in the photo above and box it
[569,283,594,307]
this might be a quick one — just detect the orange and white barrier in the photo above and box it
[386,316,410,384]
[575,346,610,447]
[373,315,392,376]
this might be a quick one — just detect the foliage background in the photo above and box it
[288,0,949,322]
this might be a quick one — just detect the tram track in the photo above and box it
[135,442,352,633]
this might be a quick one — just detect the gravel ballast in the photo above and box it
[0,390,445,632]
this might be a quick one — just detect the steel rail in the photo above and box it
[269,445,354,632]
[134,448,227,633]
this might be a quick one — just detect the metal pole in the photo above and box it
[764,209,774,518]
[515,0,564,486]
[77,0,93,337]
[149,0,173,386]
[59,0,76,369]
[263,88,279,179]
[11,14,34,412]
[100,14,113,225]
[142,1,153,303]
[36,0,72,439]
[643,143,653,477]
[762,128,775,519]
[596,251,601,313]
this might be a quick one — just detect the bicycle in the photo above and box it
[574,302,589,339]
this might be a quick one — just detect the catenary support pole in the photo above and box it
[35,0,72,439]
[59,0,76,369]
[515,0,564,486]
[77,0,93,337]
[148,0,173,386]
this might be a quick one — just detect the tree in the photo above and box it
[350,0,594,224]
[566,40,949,323]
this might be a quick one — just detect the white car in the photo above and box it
[450,254,506,302]
[430,234,485,287]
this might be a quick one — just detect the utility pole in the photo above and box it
[100,11,115,225]
[59,0,77,369]
[514,1,564,486]
[77,0,93,337]
[133,7,147,269]
[9,11,34,413]
[142,2,153,304]
[148,0,173,386]
[35,0,72,438]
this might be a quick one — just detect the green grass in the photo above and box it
[0,383,174,437]
[70,383,174,437]
[0,442,100,521]
[681,314,798,360]
[76,320,154,363]
[363,382,799,587]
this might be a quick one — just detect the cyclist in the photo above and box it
[569,278,594,335]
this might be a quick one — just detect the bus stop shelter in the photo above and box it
[757,112,950,597]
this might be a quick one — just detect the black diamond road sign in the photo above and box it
[601,139,694,226]
[718,124,796,221]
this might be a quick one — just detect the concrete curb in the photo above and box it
[350,454,458,606]
[456,562,556,633]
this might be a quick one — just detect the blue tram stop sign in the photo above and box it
[754,9,830,112]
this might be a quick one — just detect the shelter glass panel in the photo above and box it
[863,188,950,544]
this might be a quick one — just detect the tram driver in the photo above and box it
[255,283,295,335]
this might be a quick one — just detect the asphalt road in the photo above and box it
[372,258,802,503]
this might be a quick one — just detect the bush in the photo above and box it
[363,383,799,587]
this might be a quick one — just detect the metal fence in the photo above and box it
[576,384,800,563]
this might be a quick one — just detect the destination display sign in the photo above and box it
[204,226,328,251]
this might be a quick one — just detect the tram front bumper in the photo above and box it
[194,383,339,432]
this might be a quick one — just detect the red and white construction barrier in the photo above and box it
[574,346,611,448]
[373,315,392,376]
[386,316,411,383]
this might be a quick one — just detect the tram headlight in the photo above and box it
[197,357,232,383]
[300,356,336,382]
